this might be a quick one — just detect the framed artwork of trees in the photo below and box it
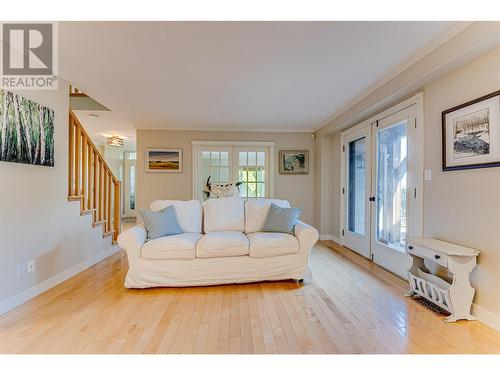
[0,89,55,167]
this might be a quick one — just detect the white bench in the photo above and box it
[405,237,479,323]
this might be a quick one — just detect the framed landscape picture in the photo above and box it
[279,150,309,175]
[145,148,182,173]
[442,90,500,171]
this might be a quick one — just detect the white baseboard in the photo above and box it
[472,303,500,332]
[0,245,121,316]
[319,234,342,244]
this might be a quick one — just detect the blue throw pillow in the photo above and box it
[140,205,183,240]
[262,203,302,234]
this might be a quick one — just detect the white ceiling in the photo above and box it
[73,110,136,150]
[59,21,454,136]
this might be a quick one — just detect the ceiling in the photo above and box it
[59,21,455,139]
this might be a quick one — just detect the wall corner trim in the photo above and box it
[0,245,121,316]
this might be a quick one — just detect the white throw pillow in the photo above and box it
[203,196,245,233]
[244,198,291,234]
[150,199,202,233]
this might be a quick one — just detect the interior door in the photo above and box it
[124,152,137,218]
[342,125,371,258]
[370,106,416,278]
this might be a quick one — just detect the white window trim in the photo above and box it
[192,141,276,200]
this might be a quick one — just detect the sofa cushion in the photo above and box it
[196,231,249,258]
[248,232,299,258]
[244,198,291,234]
[203,197,245,233]
[140,205,183,240]
[141,233,202,260]
[262,203,302,234]
[150,200,202,233]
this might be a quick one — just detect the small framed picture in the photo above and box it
[279,150,309,175]
[145,148,183,173]
[442,90,500,171]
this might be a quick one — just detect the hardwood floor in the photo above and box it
[1,240,499,354]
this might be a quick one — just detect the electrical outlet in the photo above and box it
[17,263,27,278]
[27,259,36,274]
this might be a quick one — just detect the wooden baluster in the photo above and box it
[104,168,109,231]
[88,143,93,213]
[75,124,81,196]
[81,139,87,210]
[99,158,104,223]
[92,150,97,220]
[68,116,74,197]
[113,180,121,242]
[107,172,112,233]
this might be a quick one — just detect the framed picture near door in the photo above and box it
[279,150,309,175]
[145,148,183,173]
[442,90,500,171]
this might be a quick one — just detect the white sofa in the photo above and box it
[117,197,319,288]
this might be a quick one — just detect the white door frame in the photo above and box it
[191,141,276,200]
[339,92,424,277]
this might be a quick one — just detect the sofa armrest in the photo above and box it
[117,224,147,260]
[294,220,319,254]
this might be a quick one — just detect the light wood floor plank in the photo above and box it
[1,241,499,354]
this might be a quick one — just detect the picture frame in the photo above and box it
[442,90,500,171]
[145,148,183,173]
[279,150,309,175]
[0,89,55,167]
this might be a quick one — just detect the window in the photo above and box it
[192,142,275,200]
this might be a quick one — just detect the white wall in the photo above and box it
[0,81,116,314]
[137,129,316,226]
[316,47,500,328]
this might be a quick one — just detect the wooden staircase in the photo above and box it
[68,111,121,243]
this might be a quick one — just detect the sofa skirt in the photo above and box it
[124,251,310,288]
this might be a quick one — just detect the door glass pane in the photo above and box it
[347,137,366,235]
[130,165,135,210]
[257,152,265,166]
[376,121,407,251]
[247,183,257,197]
[210,152,220,165]
[257,182,265,197]
[220,152,229,166]
[248,152,256,166]
[220,167,229,182]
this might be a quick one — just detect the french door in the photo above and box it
[341,125,371,258]
[192,142,275,201]
[341,98,422,279]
